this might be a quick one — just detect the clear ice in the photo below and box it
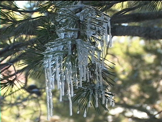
[43,2,113,120]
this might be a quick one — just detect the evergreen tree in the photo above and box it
[1,1,162,122]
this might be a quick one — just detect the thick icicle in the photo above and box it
[45,58,54,120]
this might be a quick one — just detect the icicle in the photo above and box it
[67,81,73,116]
[80,13,84,21]
[73,58,78,88]
[67,40,74,96]
[95,89,98,108]
[49,55,55,90]
[60,56,64,97]
[56,28,65,39]
[99,65,102,83]
[87,68,90,82]
[91,48,95,63]
[95,63,99,83]
[45,59,54,120]
[102,90,105,105]
[83,65,86,81]
[59,82,62,102]
[111,100,115,107]
[46,82,50,120]
[101,50,105,70]
[68,61,74,97]
[88,92,92,107]
[108,17,112,47]
[99,64,105,105]
[43,4,113,119]
[83,109,87,117]
[74,68,78,88]
[76,39,83,87]
[69,95,73,116]
[70,74,74,97]
[46,82,53,120]
[110,99,113,106]
[86,18,91,39]
[65,67,68,82]
[51,75,55,90]
[79,65,83,87]
[106,98,108,109]
[49,89,53,117]
[62,81,65,96]
[68,41,71,55]
[103,22,108,46]
[77,100,80,114]
[77,110,80,114]
[56,56,60,89]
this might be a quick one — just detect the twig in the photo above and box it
[0,4,39,13]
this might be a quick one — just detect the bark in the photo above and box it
[111,11,162,24]
[112,25,162,40]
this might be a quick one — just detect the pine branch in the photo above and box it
[100,1,122,12]
[111,11,162,24]
[112,1,150,17]
[0,52,25,71]
[0,38,36,56]
[0,66,28,82]
[112,25,162,40]
[0,4,39,13]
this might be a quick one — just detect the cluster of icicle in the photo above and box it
[43,2,114,120]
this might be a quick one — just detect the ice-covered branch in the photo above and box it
[43,3,114,120]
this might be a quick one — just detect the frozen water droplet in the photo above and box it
[77,110,80,114]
